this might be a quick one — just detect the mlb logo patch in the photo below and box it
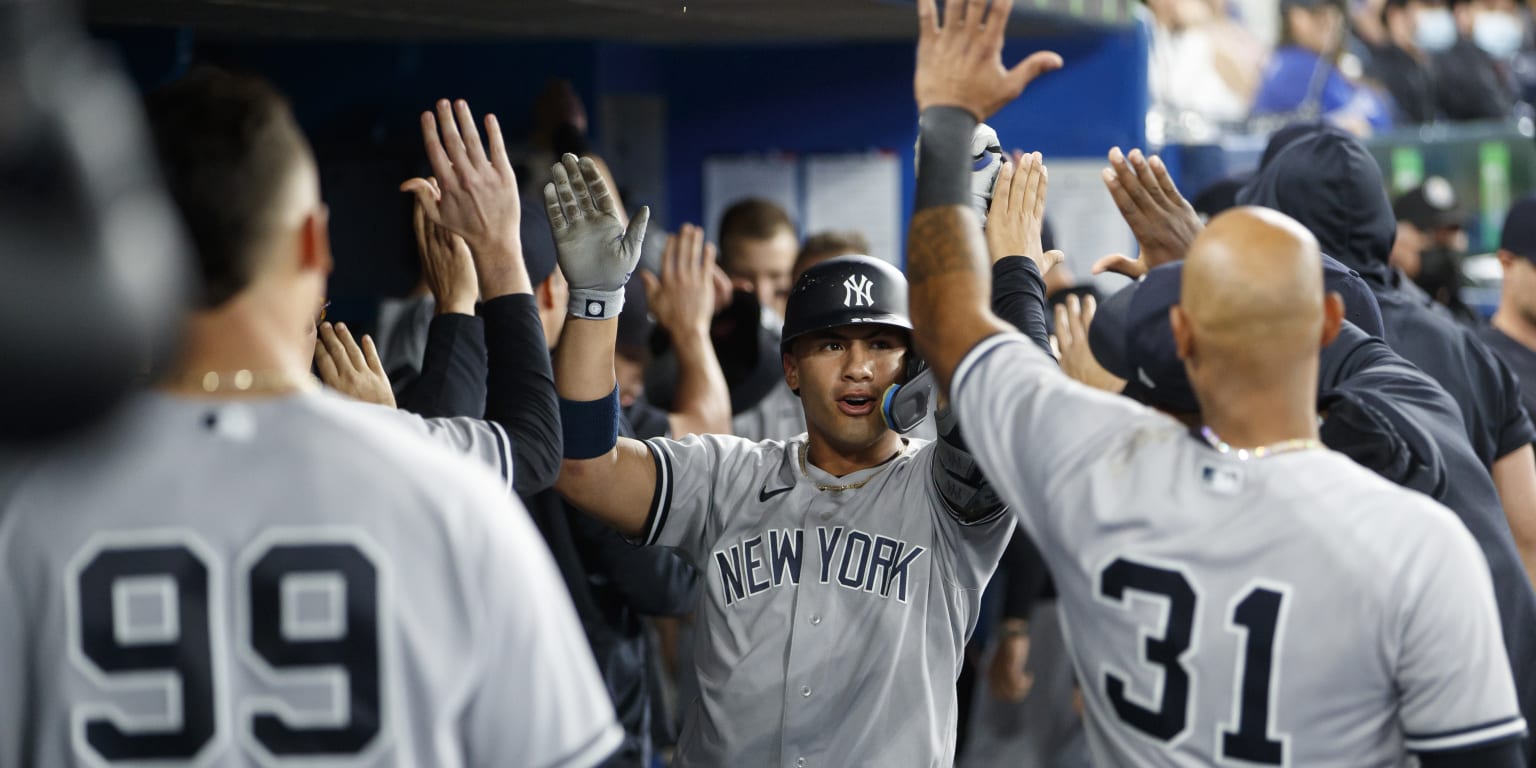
[1201,464,1243,495]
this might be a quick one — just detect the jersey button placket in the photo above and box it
[800,684,812,697]
[809,614,821,625]
[795,758,807,767]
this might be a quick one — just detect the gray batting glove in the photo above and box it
[544,153,651,320]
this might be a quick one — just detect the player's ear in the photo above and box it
[1498,248,1519,272]
[298,206,333,277]
[1170,304,1194,363]
[1320,291,1345,347]
[783,351,800,397]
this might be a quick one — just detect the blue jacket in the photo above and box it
[1253,45,1393,132]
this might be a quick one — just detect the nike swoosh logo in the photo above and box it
[759,485,793,503]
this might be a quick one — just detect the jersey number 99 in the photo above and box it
[68,534,383,765]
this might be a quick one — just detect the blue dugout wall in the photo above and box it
[94,22,1149,328]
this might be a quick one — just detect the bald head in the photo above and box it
[1173,207,1342,409]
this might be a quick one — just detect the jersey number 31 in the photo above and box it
[67,532,383,765]
[1099,557,1290,765]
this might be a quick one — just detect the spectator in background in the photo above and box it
[1146,0,1265,125]
[1392,177,1479,322]
[717,198,798,327]
[1436,0,1527,119]
[1368,0,1456,123]
[1482,194,1536,424]
[1253,0,1395,134]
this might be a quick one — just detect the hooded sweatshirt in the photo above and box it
[1236,125,1535,469]
[1239,127,1536,761]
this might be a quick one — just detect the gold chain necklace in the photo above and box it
[798,442,902,492]
[169,369,317,395]
[1200,426,1322,461]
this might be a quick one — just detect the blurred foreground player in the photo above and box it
[906,4,1524,764]
[0,72,619,767]
[0,2,190,442]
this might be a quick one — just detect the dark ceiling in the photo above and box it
[84,0,1133,41]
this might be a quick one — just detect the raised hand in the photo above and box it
[1094,147,1203,279]
[545,153,650,320]
[987,621,1035,702]
[914,0,1063,120]
[988,150,1065,275]
[314,322,397,408]
[642,224,720,336]
[413,198,478,316]
[401,99,520,259]
[1053,294,1126,393]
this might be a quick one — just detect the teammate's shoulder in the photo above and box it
[297,390,513,498]
[1294,450,1463,538]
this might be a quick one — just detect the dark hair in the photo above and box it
[1279,0,1347,54]
[145,68,312,308]
[1382,0,1445,27]
[717,198,794,267]
[794,230,870,276]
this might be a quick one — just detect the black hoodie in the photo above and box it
[1240,127,1536,762]
[1236,126,1535,470]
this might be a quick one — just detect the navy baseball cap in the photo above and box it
[1500,194,1536,262]
[1393,177,1463,233]
[520,198,559,286]
[1089,254,1385,414]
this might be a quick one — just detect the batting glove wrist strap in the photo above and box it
[568,287,626,320]
[560,385,621,459]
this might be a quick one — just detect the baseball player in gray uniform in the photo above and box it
[903,6,1524,764]
[0,75,619,768]
[544,152,1013,766]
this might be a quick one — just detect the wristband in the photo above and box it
[915,106,980,212]
[568,287,626,320]
[560,385,621,459]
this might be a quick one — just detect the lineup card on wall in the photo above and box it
[1042,158,1137,295]
[702,154,799,238]
[804,152,902,267]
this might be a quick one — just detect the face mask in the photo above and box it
[1473,11,1526,59]
[1415,8,1458,53]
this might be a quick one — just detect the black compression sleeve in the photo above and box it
[991,256,1054,357]
[1418,739,1524,768]
[481,294,563,496]
[915,106,978,212]
[999,531,1049,620]
[397,313,487,418]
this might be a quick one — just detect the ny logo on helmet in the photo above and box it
[843,275,874,308]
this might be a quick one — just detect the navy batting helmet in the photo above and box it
[780,255,912,355]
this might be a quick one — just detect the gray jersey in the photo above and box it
[368,403,514,492]
[0,389,620,768]
[640,432,1011,767]
[953,333,1524,766]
